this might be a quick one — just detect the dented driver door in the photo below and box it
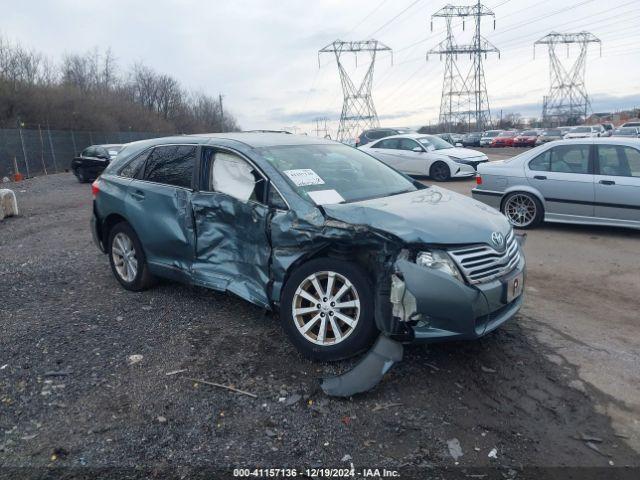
[190,148,272,308]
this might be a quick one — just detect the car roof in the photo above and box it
[370,133,431,140]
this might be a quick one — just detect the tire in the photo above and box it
[501,192,544,229]
[76,168,89,183]
[430,161,451,182]
[280,258,377,362]
[108,222,156,291]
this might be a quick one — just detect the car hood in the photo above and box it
[322,186,509,246]
[437,147,486,159]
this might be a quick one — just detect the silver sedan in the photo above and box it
[472,138,640,230]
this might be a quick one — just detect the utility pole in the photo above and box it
[534,32,601,126]
[219,93,225,132]
[428,1,499,132]
[319,40,392,143]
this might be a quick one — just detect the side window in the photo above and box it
[528,150,550,171]
[367,130,386,140]
[209,151,266,203]
[81,148,92,157]
[268,183,288,210]
[550,145,590,174]
[143,145,196,188]
[598,145,640,177]
[120,150,150,178]
[372,138,400,149]
[398,138,421,151]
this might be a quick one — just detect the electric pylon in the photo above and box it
[534,32,601,126]
[319,40,392,143]
[428,1,499,131]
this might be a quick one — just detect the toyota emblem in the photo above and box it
[491,231,504,248]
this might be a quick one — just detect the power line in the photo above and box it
[368,0,424,38]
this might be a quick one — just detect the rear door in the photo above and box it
[525,143,595,217]
[366,138,409,171]
[594,144,640,225]
[125,144,198,277]
[190,147,273,308]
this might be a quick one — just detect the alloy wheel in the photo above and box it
[431,163,450,181]
[504,194,537,227]
[111,232,138,282]
[291,271,360,346]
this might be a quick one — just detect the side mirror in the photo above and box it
[411,146,423,152]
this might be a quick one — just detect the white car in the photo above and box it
[358,133,489,181]
[480,130,503,146]
[563,125,605,139]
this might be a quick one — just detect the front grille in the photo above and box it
[448,230,520,284]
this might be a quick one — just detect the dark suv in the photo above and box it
[355,128,414,147]
[71,144,123,183]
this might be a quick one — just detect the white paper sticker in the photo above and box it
[283,169,325,187]
[307,189,345,205]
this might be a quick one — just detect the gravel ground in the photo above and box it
[1,172,639,478]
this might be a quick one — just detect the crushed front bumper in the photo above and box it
[392,254,525,342]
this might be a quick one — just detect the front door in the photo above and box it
[190,148,272,308]
[594,144,640,225]
[125,144,197,278]
[525,143,595,218]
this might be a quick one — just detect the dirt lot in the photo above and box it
[1,154,639,478]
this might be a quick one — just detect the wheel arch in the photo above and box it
[101,213,131,249]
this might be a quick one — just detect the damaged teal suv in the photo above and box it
[91,133,525,361]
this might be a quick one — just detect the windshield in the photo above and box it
[543,130,561,136]
[417,135,453,150]
[573,127,590,132]
[499,131,516,137]
[615,129,635,135]
[259,144,417,204]
[521,131,538,136]
[483,131,501,137]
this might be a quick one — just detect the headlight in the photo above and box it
[416,250,463,282]
[447,156,468,164]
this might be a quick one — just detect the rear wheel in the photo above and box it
[280,258,377,361]
[76,168,88,183]
[430,161,451,182]
[108,222,156,291]
[502,192,543,229]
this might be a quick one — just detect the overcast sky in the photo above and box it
[2,0,640,136]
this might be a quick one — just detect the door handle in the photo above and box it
[533,175,547,180]
[130,189,145,200]
[599,180,615,185]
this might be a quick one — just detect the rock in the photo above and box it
[341,454,352,462]
[265,428,277,438]
[285,394,302,406]
[481,366,496,373]
[127,354,143,365]
[488,447,498,459]
[0,189,18,220]
[157,416,167,424]
[447,438,463,461]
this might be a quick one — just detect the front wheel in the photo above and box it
[502,192,544,229]
[429,161,451,182]
[280,258,377,361]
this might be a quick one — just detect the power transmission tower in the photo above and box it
[428,1,499,132]
[319,40,392,143]
[314,116,331,139]
[534,32,601,126]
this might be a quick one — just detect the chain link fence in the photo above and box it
[0,127,167,179]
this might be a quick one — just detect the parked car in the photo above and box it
[480,130,503,147]
[600,122,614,137]
[358,134,488,181]
[355,127,414,147]
[472,138,640,230]
[71,144,124,183]
[621,120,640,129]
[91,133,525,361]
[535,129,564,145]
[490,131,518,147]
[513,130,540,148]
[461,132,483,147]
[612,126,640,138]
[563,125,605,139]
[437,133,463,146]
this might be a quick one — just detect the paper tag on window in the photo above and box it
[307,189,345,205]
[283,169,325,187]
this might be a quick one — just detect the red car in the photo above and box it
[490,131,518,147]
[513,130,540,147]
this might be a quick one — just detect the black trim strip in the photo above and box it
[472,190,502,197]
[546,197,640,211]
